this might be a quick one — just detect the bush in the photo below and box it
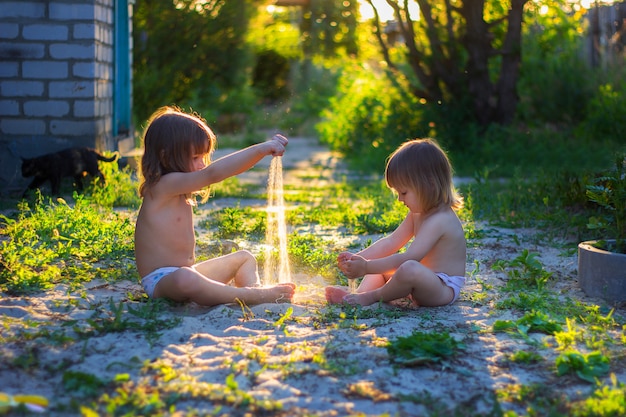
[316,64,429,172]
[578,80,626,142]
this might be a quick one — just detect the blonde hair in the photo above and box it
[385,138,463,213]
[139,106,216,204]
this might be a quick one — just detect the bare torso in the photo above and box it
[411,208,466,277]
[134,190,196,278]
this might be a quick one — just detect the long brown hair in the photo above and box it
[385,138,463,214]
[138,106,216,203]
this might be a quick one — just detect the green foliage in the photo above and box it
[252,49,291,102]
[572,376,626,417]
[585,153,626,252]
[508,350,543,364]
[493,310,562,337]
[492,249,553,290]
[386,331,464,366]
[133,0,255,124]
[555,351,610,383]
[277,63,341,136]
[460,170,591,234]
[200,206,266,240]
[63,371,106,398]
[286,179,405,235]
[288,233,338,279]
[579,78,626,143]
[0,196,136,294]
[300,0,359,58]
[88,155,141,209]
[518,3,592,124]
[316,64,429,171]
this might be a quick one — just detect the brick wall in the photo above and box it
[0,0,127,194]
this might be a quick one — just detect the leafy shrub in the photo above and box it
[578,81,626,143]
[316,64,429,172]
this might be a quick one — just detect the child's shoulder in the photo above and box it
[423,206,462,228]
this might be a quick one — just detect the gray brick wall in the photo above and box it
[0,0,131,194]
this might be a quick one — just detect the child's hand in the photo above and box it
[267,134,288,156]
[339,254,367,279]
[337,251,352,274]
[338,251,352,264]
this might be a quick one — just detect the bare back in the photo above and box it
[409,207,466,277]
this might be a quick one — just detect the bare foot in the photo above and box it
[343,292,378,306]
[325,286,349,304]
[241,283,295,305]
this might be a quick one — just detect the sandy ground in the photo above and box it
[1,137,624,416]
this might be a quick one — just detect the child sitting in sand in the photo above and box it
[134,106,295,306]
[326,138,466,307]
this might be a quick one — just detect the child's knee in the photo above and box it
[396,260,425,277]
[172,267,203,294]
[238,249,257,265]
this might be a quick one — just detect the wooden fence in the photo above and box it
[586,1,626,67]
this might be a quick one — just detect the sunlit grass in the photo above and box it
[0,195,136,294]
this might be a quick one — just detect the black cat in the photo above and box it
[21,147,118,196]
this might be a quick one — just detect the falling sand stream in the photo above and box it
[263,156,292,285]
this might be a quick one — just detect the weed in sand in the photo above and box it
[555,350,610,383]
[570,375,626,416]
[493,310,563,338]
[313,342,362,376]
[386,331,464,366]
[495,383,569,416]
[63,371,106,398]
[465,260,493,305]
[507,350,544,364]
[493,249,552,290]
[273,306,294,334]
[313,303,406,330]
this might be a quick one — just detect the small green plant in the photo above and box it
[586,153,626,253]
[492,249,552,290]
[493,310,562,337]
[555,350,610,383]
[572,375,626,416]
[386,331,464,366]
[63,371,106,398]
[508,350,543,364]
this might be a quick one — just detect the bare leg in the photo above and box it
[194,250,260,287]
[153,267,295,306]
[355,273,387,292]
[325,273,388,304]
[344,261,454,307]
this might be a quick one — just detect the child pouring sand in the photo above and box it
[326,138,466,307]
[134,106,295,306]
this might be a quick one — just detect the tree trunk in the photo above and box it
[461,0,495,126]
[371,0,529,127]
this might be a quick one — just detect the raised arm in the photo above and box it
[156,135,287,197]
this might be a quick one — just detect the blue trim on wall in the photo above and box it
[114,0,131,136]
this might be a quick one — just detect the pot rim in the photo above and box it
[579,239,626,257]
